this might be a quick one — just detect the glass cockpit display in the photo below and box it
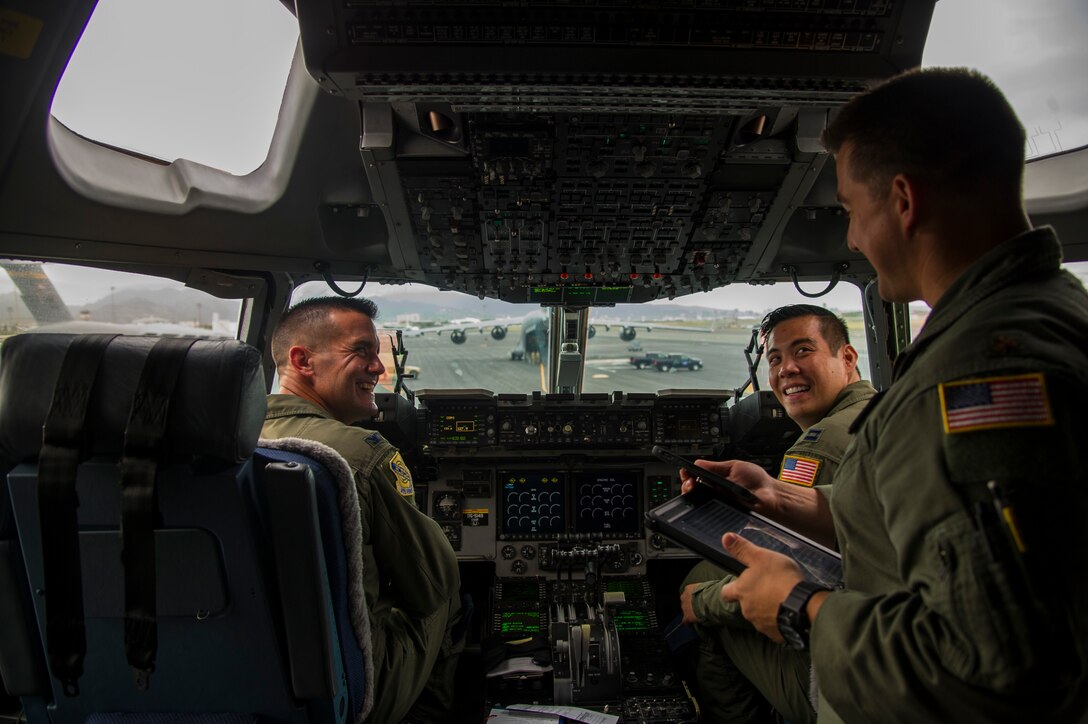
[500,471,566,538]
[574,470,641,536]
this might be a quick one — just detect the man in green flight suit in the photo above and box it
[686,68,1088,722]
[262,296,462,724]
[678,305,875,723]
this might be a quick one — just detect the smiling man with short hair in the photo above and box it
[678,304,875,723]
[263,296,462,724]
[686,67,1088,724]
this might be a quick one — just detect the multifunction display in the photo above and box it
[500,471,566,538]
[425,402,493,446]
[574,471,641,537]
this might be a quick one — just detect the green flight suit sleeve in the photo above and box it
[691,575,745,627]
[812,370,1088,722]
[364,447,459,617]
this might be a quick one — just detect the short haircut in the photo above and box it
[271,296,379,370]
[760,304,850,353]
[822,67,1025,201]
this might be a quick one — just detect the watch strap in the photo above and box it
[777,579,827,650]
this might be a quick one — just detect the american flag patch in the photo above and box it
[939,373,1054,434]
[779,455,820,487]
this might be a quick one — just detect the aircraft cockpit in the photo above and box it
[2,0,1087,721]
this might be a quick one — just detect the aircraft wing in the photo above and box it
[416,316,526,343]
[597,321,713,334]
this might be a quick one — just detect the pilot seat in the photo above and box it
[0,333,371,724]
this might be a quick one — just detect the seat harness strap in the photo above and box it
[120,337,199,690]
[39,334,118,697]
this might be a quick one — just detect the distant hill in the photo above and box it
[62,282,866,328]
[74,286,241,325]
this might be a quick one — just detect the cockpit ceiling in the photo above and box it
[1,1,946,299]
[292,0,932,303]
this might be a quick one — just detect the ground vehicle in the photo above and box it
[653,355,703,373]
[629,351,667,369]
[1,1,1086,722]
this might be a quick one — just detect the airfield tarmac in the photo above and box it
[389,327,872,396]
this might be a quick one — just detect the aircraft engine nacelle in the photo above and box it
[619,326,637,342]
[587,325,596,339]
[490,325,507,340]
[450,329,467,344]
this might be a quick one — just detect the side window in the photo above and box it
[909,302,931,340]
[0,260,242,338]
[910,261,1088,340]
[1065,260,1088,289]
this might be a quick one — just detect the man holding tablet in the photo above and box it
[686,68,1088,723]
[678,304,875,724]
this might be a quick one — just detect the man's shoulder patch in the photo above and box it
[388,451,415,497]
[365,431,383,446]
[938,372,1054,434]
[802,428,823,443]
[779,455,820,487]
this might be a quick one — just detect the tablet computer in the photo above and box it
[651,445,759,507]
[645,484,843,589]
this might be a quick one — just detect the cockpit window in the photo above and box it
[292,280,869,395]
[923,0,1088,159]
[909,260,1088,339]
[0,260,242,338]
[50,0,298,175]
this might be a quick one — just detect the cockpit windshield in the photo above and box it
[291,279,873,395]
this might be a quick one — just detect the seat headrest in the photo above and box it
[0,334,266,463]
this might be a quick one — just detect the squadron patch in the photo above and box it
[939,373,1054,434]
[779,455,820,487]
[802,428,823,443]
[388,451,415,497]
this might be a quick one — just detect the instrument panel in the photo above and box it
[419,390,726,450]
[398,389,799,574]
[369,389,798,716]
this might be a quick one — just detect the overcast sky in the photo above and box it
[25,0,1088,313]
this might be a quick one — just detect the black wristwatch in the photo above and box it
[777,580,828,651]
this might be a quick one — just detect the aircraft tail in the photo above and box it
[0,262,73,324]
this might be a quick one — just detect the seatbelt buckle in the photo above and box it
[133,667,151,691]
